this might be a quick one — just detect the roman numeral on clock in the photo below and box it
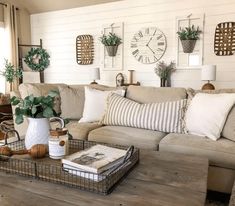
[138,31,143,38]
[157,34,163,40]
[145,57,150,63]
[154,56,159,61]
[138,55,143,62]
[131,43,137,48]
[158,42,165,46]
[132,49,139,57]
[145,28,149,35]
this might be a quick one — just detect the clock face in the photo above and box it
[130,27,167,64]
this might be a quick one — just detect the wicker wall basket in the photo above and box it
[180,40,197,53]
[105,45,118,57]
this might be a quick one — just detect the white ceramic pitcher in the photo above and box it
[25,117,64,149]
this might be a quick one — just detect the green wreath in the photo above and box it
[24,48,50,72]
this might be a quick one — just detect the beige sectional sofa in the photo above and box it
[11,83,235,194]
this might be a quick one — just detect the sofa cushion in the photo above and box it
[51,121,101,140]
[88,126,166,150]
[159,133,235,169]
[126,86,187,103]
[187,88,235,142]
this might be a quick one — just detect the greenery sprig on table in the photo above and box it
[24,48,50,72]
[11,90,58,125]
[0,59,22,83]
[177,25,202,40]
[99,32,122,46]
[154,61,176,80]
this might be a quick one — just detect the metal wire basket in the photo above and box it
[0,138,139,195]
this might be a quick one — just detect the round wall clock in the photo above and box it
[130,27,167,64]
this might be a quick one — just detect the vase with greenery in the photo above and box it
[0,59,22,91]
[177,25,202,53]
[99,32,122,56]
[154,61,176,87]
[11,90,63,149]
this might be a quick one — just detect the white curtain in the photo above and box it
[4,3,19,92]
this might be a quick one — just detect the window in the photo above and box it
[0,21,6,93]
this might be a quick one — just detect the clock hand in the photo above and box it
[146,37,153,46]
[146,44,155,54]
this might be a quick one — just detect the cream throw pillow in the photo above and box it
[79,87,125,123]
[185,93,235,141]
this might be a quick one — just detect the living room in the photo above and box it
[0,0,235,205]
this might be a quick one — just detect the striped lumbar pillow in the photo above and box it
[101,93,187,133]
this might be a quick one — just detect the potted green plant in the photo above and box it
[154,61,176,87]
[0,59,22,91]
[177,25,202,53]
[99,32,122,56]
[11,91,64,149]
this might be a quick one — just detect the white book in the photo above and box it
[61,144,127,174]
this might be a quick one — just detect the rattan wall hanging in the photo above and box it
[214,22,235,56]
[76,35,94,65]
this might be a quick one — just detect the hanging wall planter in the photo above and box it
[180,39,197,53]
[105,45,119,57]
[177,25,202,53]
[99,32,122,57]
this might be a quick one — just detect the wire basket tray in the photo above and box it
[0,139,139,195]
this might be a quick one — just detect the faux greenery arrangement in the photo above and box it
[11,90,58,125]
[99,32,122,46]
[24,48,50,72]
[0,59,22,83]
[154,61,176,80]
[177,25,202,40]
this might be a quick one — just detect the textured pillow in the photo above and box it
[79,87,125,123]
[58,85,85,119]
[187,88,235,141]
[185,93,235,141]
[101,93,187,133]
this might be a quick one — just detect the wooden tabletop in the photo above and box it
[0,150,208,206]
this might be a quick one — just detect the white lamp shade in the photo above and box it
[201,65,216,81]
[90,67,100,80]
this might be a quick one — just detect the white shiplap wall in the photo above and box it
[31,0,235,89]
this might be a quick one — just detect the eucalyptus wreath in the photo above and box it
[24,48,50,72]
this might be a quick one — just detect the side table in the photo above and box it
[0,104,13,140]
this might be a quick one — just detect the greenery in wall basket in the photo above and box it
[99,32,122,46]
[0,59,22,83]
[11,90,58,124]
[24,48,50,72]
[177,25,202,40]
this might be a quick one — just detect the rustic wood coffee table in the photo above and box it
[0,150,208,206]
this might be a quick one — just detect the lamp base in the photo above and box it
[90,81,98,85]
[202,83,215,90]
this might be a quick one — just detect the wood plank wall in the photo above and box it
[31,0,235,89]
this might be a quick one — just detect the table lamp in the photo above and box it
[201,65,216,90]
[90,67,100,84]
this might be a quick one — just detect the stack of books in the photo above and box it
[62,144,132,182]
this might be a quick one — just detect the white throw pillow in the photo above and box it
[79,86,125,123]
[185,93,235,141]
